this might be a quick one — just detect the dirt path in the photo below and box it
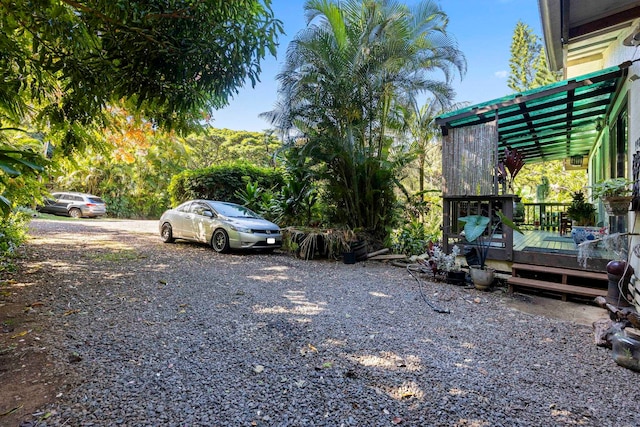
[0,218,158,426]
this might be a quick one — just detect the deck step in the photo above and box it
[507,277,606,300]
[511,263,608,281]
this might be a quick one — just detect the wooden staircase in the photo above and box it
[508,263,608,301]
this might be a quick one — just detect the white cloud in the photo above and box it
[494,70,508,79]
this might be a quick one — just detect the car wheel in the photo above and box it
[69,208,82,218]
[211,229,230,253]
[161,223,175,243]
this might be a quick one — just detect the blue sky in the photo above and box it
[211,0,542,132]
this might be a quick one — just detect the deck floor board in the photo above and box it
[514,230,616,259]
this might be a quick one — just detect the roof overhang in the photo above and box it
[539,0,640,72]
[435,63,630,164]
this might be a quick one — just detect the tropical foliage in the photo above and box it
[53,125,283,218]
[0,1,283,260]
[168,162,284,207]
[1,0,283,137]
[264,0,465,239]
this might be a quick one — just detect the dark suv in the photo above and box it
[37,192,106,218]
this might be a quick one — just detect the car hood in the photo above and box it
[223,216,280,231]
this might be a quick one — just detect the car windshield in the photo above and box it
[208,202,262,219]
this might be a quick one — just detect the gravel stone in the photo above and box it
[15,219,640,426]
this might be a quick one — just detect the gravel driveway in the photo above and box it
[10,219,640,426]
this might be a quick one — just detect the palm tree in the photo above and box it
[263,0,465,238]
[398,98,469,200]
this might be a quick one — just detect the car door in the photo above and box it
[52,193,71,215]
[189,202,216,243]
[171,202,194,239]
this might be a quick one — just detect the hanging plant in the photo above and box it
[497,147,525,193]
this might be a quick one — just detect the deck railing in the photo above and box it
[442,195,517,262]
[521,203,571,231]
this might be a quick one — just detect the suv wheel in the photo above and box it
[69,208,82,218]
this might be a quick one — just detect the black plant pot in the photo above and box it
[446,271,466,285]
[343,252,356,264]
[350,241,368,261]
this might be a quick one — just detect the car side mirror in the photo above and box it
[203,210,214,218]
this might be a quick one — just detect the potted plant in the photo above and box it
[566,191,596,226]
[429,245,466,284]
[591,178,633,216]
[458,211,521,290]
[566,191,603,246]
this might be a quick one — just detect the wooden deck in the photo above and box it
[514,230,575,252]
[512,230,616,271]
[507,230,616,300]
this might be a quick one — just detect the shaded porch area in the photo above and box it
[436,63,632,299]
[443,195,622,300]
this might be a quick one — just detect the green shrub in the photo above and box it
[0,210,31,271]
[390,220,437,256]
[168,162,284,207]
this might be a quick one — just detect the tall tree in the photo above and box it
[1,0,283,135]
[0,0,283,212]
[181,128,281,169]
[507,21,540,92]
[533,47,561,87]
[508,21,561,92]
[264,0,465,238]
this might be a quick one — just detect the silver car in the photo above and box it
[37,192,107,218]
[159,200,282,253]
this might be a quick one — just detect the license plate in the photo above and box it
[267,238,276,244]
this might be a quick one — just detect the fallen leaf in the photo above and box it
[39,411,53,420]
[0,404,23,416]
[10,330,29,339]
[29,301,45,307]
[253,365,264,373]
[321,361,333,369]
[308,343,318,352]
[63,309,80,316]
[473,297,481,304]
[392,416,404,424]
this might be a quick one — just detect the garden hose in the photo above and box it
[406,263,450,314]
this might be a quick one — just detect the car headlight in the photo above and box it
[230,224,253,233]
